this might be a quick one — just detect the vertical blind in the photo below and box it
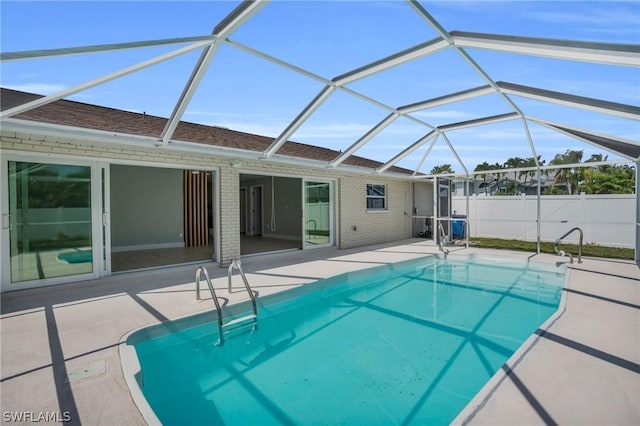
[184,170,208,247]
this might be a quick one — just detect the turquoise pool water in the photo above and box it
[128,256,564,425]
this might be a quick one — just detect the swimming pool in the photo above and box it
[122,254,565,425]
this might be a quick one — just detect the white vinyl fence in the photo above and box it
[452,194,636,248]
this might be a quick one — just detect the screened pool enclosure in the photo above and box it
[1,0,639,261]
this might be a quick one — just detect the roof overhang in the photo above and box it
[0,118,414,179]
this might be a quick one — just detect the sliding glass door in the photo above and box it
[303,180,333,248]
[2,158,100,288]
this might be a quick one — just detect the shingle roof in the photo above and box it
[1,88,414,175]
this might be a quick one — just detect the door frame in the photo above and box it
[238,171,337,250]
[108,160,220,268]
[436,177,452,240]
[239,187,247,234]
[1,150,221,291]
[0,152,104,291]
[302,178,335,249]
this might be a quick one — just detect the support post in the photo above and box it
[636,160,640,266]
[537,167,542,254]
[465,174,470,248]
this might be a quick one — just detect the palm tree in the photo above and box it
[586,153,606,163]
[504,157,525,179]
[491,162,505,194]
[518,156,544,192]
[585,153,609,173]
[549,150,583,194]
[504,157,525,194]
[474,161,493,195]
[430,164,454,175]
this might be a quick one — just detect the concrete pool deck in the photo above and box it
[1,239,638,425]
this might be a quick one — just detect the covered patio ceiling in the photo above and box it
[1,0,639,178]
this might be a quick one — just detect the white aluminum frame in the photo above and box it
[302,178,336,250]
[1,0,639,263]
[0,152,104,291]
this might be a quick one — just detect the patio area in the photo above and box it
[1,239,638,425]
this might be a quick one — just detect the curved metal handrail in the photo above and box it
[228,259,258,321]
[438,221,449,259]
[305,219,317,239]
[196,261,258,346]
[195,266,224,343]
[554,227,583,264]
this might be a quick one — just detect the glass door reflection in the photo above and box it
[304,181,331,247]
[8,161,93,283]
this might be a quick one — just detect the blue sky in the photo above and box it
[1,1,639,174]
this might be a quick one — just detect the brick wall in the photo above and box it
[1,130,412,265]
[339,175,411,248]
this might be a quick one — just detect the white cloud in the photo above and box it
[4,83,67,95]
[530,6,640,29]
[412,109,477,120]
[294,122,375,140]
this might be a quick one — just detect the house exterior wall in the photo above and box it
[1,130,412,269]
[339,175,412,248]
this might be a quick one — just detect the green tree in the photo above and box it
[504,157,525,180]
[503,157,526,194]
[474,161,493,195]
[549,150,583,194]
[491,162,505,183]
[518,156,545,192]
[586,153,607,164]
[581,164,635,194]
[430,164,454,174]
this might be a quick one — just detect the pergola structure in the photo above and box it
[1,0,639,256]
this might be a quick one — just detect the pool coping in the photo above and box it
[119,251,568,425]
[119,336,161,426]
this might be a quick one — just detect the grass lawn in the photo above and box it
[470,237,635,260]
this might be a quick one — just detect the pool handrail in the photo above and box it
[554,227,583,264]
[195,261,259,345]
[227,259,258,316]
[195,265,225,343]
[305,219,317,240]
[438,221,450,259]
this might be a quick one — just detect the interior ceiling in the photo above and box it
[0,0,638,178]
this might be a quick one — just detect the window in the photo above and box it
[366,183,386,210]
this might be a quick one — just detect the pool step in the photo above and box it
[224,314,257,331]
[196,261,258,346]
[220,314,257,342]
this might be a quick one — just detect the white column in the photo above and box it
[636,160,640,265]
